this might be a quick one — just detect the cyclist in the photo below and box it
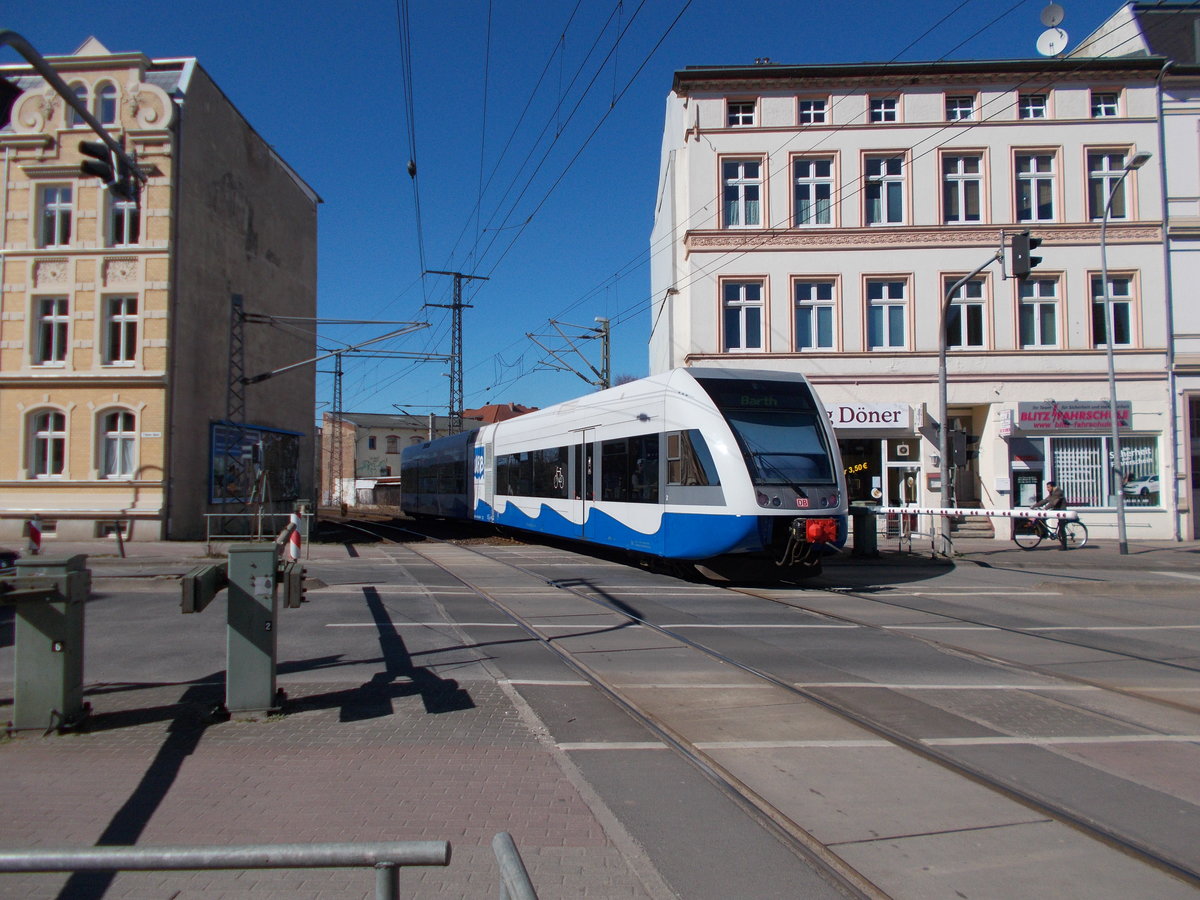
[1031,480,1068,549]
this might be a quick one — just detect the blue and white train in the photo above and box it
[401,368,847,575]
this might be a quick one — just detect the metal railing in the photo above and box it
[204,512,311,556]
[0,841,449,899]
[0,835,539,897]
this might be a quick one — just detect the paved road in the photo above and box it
[1,533,1198,898]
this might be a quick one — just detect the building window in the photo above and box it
[367,436,376,450]
[109,195,140,246]
[34,298,70,366]
[1045,435,1156,507]
[865,155,905,225]
[944,277,986,349]
[1018,93,1047,119]
[103,297,138,365]
[727,100,755,127]
[1019,277,1059,348]
[39,185,72,247]
[101,409,136,478]
[1016,153,1056,222]
[1088,151,1133,220]
[1091,274,1134,347]
[67,82,88,127]
[722,281,764,352]
[96,82,118,125]
[794,280,835,350]
[945,95,976,121]
[793,157,833,226]
[30,410,67,478]
[867,279,907,349]
[799,98,827,124]
[870,96,897,123]
[386,435,399,453]
[1091,91,1119,118]
[722,159,762,228]
[942,154,982,223]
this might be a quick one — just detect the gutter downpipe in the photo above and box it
[1155,59,1182,541]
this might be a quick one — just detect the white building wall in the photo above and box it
[650,59,1176,540]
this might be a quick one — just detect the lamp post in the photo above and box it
[1100,150,1151,556]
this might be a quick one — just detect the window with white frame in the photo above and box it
[386,435,399,453]
[1018,93,1047,119]
[103,297,138,365]
[1016,153,1056,222]
[1018,277,1059,348]
[1043,435,1157,507]
[870,96,897,123]
[1091,274,1134,347]
[101,409,136,478]
[67,82,88,127]
[1088,151,1132,220]
[727,100,755,127]
[793,157,833,226]
[799,98,827,124]
[39,185,72,247]
[34,297,70,366]
[109,195,140,246]
[1091,91,1119,118]
[30,410,67,478]
[96,82,118,125]
[794,280,835,350]
[722,159,762,228]
[866,279,907,349]
[722,281,764,352]
[942,154,982,223]
[865,155,905,225]
[945,95,976,121]
[944,277,986,349]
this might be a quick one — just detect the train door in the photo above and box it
[573,431,594,538]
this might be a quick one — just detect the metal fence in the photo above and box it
[0,834,538,898]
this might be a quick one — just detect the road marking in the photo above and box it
[1151,570,1200,581]
[794,682,1099,691]
[501,679,591,687]
[660,623,858,629]
[558,742,670,751]
[925,735,1200,746]
[695,740,893,749]
[1024,625,1200,631]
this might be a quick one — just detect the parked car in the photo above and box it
[1123,473,1159,496]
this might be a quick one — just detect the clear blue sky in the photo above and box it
[4,0,1126,417]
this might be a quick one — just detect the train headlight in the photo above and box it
[756,491,769,507]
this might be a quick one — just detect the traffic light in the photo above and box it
[1010,231,1043,279]
[78,139,136,200]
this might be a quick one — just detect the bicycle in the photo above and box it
[1012,513,1088,550]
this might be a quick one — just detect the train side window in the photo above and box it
[628,433,660,503]
[667,430,720,486]
[601,439,629,501]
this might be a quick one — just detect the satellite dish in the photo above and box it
[1037,27,1069,56]
[1041,3,1065,27]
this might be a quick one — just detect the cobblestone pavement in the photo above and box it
[0,677,662,898]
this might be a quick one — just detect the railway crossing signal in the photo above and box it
[1010,231,1043,279]
[79,139,137,200]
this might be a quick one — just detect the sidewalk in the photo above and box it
[837,534,1200,570]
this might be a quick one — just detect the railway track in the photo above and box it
[336,517,1200,894]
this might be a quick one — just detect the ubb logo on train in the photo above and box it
[474,448,486,479]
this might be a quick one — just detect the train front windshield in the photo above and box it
[696,377,835,487]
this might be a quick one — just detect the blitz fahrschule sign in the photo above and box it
[1016,400,1131,431]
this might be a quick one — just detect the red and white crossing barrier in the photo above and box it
[288,513,302,560]
[870,507,1078,521]
[27,515,42,556]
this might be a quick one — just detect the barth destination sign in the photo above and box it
[824,402,912,429]
[1016,400,1131,430]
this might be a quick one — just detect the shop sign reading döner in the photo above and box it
[824,402,912,430]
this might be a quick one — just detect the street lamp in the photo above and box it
[1100,150,1151,556]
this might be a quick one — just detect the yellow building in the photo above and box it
[0,38,319,541]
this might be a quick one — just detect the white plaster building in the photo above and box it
[649,56,1178,540]
[1070,1,1200,540]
